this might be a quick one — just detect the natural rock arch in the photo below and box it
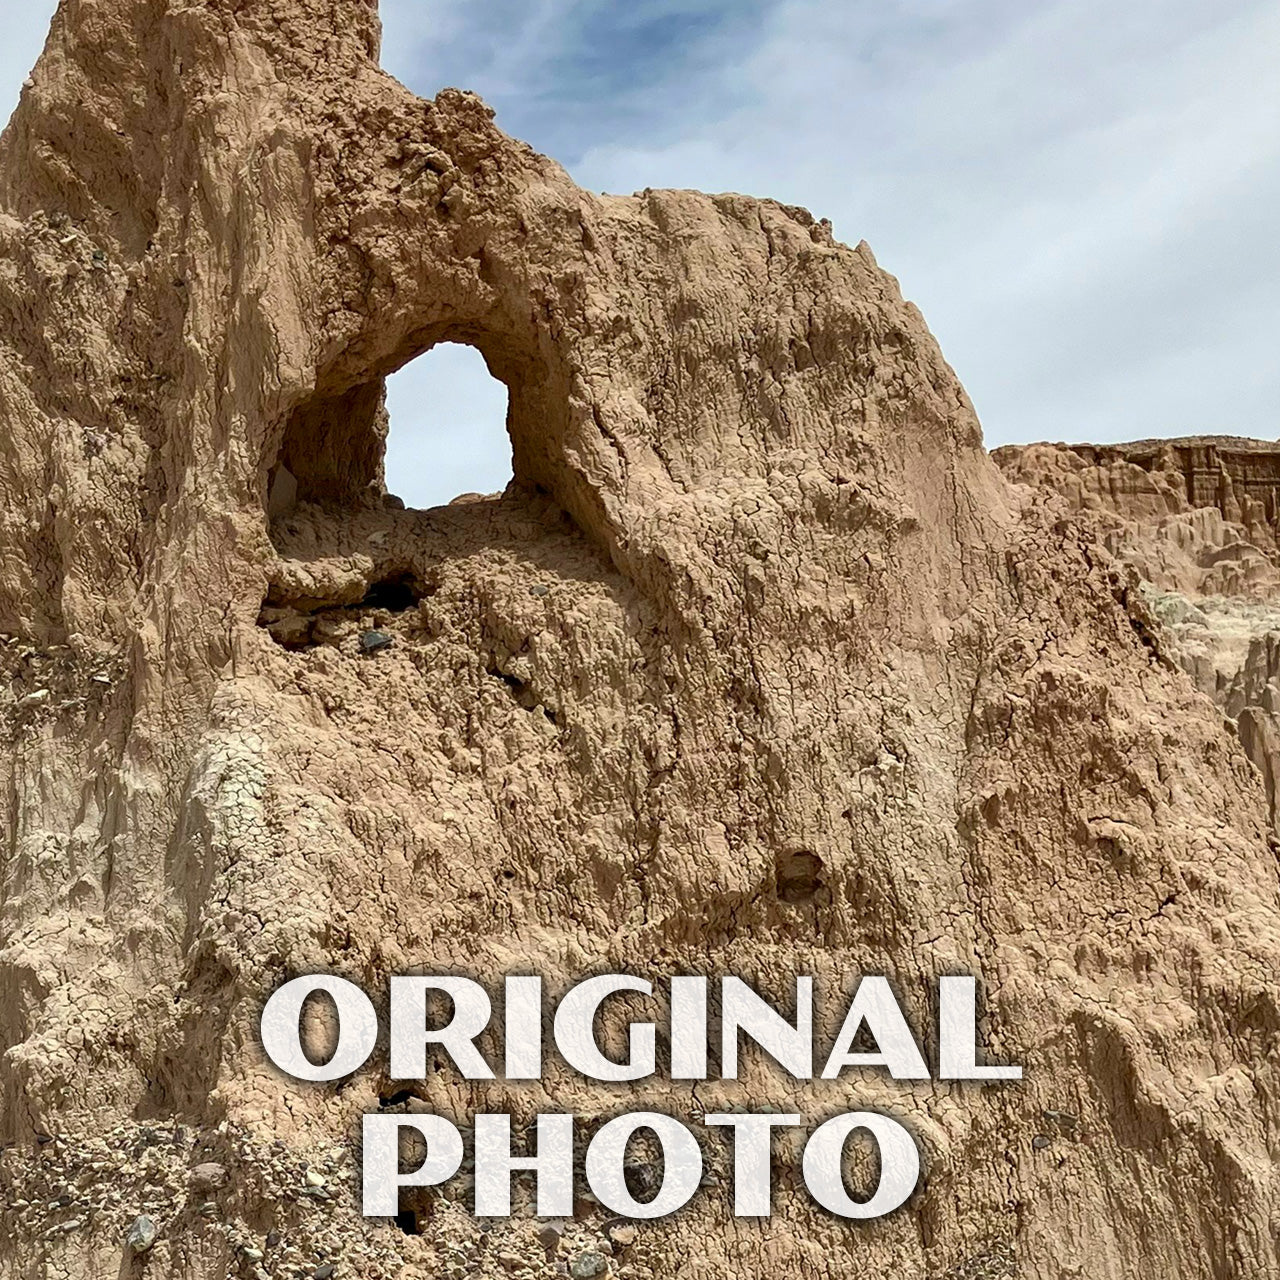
[270,333,520,512]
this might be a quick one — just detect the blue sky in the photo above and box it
[5,2,1279,508]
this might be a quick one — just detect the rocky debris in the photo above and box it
[538,1221,567,1257]
[603,1221,637,1250]
[127,1214,158,1253]
[0,634,126,737]
[1040,1108,1079,1134]
[944,1242,1017,1280]
[189,1162,228,1191]
[0,1120,408,1278]
[568,1250,609,1279]
[621,1161,659,1201]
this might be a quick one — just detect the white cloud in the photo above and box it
[569,0,1280,445]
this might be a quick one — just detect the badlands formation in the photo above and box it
[0,1,1278,1278]
[995,438,1280,842]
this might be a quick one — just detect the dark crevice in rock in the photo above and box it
[486,661,562,727]
[258,571,433,650]
[359,573,422,612]
[774,850,824,903]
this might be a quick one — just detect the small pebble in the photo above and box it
[605,1223,637,1248]
[360,630,393,654]
[189,1161,227,1190]
[1032,1134,1052,1150]
[569,1251,609,1280]
[537,1221,565,1254]
[1043,1108,1079,1128]
[313,1264,336,1280]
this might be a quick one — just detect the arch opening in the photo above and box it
[268,341,513,518]
[383,342,513,509]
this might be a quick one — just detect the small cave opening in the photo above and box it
[359,572,424,612]
[377,1087,416,1109]
[373,1082,451,1237]
[394,1207,421,1236]
[384,342,513,509]
[774,850,824,903]
[267,341,513,518]
[257,569,434,651]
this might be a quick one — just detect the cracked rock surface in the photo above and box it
[1,3,1279,1278]
[997,436,1280,842]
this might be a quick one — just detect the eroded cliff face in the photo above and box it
[1,4,1278,1278]
[995,437,1280,841]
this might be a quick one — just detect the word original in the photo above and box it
[260,972,1023,1220]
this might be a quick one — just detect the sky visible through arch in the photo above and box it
[3,2,1277,509]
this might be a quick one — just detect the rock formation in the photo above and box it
[1,2,1278,1278]
[996,436,1280,840]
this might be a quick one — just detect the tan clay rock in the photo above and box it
[0,3,1278,1279]
[997,436,1280,842]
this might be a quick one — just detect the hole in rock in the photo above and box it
[775,850,824,903]
[359,572,426,612]
[378,1087,415,1110]
[485,659,563,727]
[269,342,513,517]
[383,343,512,509]
[383,1118,452,1235]
[257,569,434,650]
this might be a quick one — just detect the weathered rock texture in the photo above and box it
[1,3,1279,1278]
[996,436,1280,842]
[993,437,1280,605]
